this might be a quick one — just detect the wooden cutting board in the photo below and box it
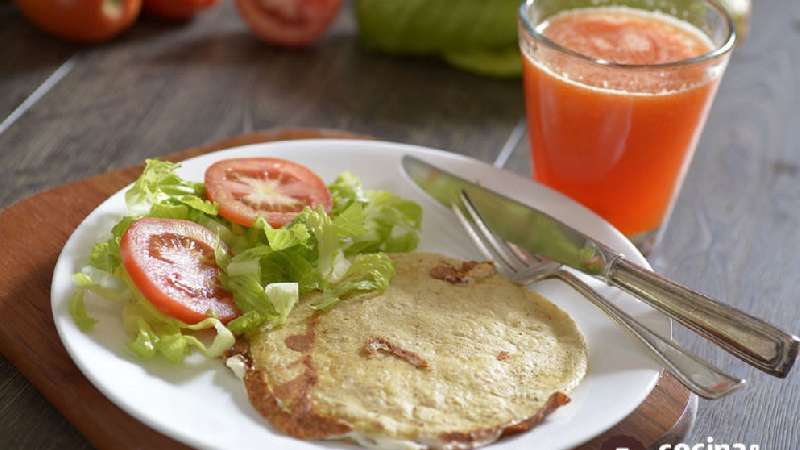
[0,129,694,450]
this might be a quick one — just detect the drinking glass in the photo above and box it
[519,0,735,254]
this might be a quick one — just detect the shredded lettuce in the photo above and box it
[266,283,299,323]
[227,311,268,336]
[70,160,422,364]
[73,269,130,302]
[71,160,240,363]
[261,251,320,293]
[125,159,217,216]
[123,300,235,363]
[328,172,422,254]
[313,253,395,310]
[355,0,521,77]
[262,217,311,251]
[118,272,237,364]
[295,207,342,281]
[220,264,276,316]
[69,290,96,332]
[329,171,368,215]
[355,0,518,55]
[333,203,366,237]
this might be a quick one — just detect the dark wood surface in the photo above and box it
[0,0,797,449]
[0,128,691,450]
[0,3,76,121]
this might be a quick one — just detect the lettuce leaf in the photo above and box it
[355,0,521,78]
[333,203,366,237]
[124,305,235,363]
[122,281,235,363]
[294,207,347,283]
[219,177,423,319]
[87,215,135,273]
[219,247,277,317]
[261,217,311,251]
[355,0,519,55]
[313,253,395,310]
[266,282,299,324]
[125,159,217,216]
[362,190,422,252]
[227,310,268,335]
[443,46,522,78]
[88,240,120,273]
[69,290,96,332]
[221,199,415,323]
[222,283,299,335]
[260,251,320,294]
[328,171,368,215]
[73,269,130,302]
[327,172,422,254]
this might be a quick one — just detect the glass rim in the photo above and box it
[518,0,737,70]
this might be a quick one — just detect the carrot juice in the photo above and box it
[520,5,733,247]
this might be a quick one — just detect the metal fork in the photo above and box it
[453,190,745,400]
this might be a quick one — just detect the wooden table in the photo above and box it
[0,1,797,449]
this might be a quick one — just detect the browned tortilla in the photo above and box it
[241,252,588,449]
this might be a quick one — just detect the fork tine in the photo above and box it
[506,241,538,267]
[451,199,516,274]
[459,190,529,270]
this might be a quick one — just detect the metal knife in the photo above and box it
[402,155,799,378]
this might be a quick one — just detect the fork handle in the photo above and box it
[608,258,799,378]
[557,270,743,399]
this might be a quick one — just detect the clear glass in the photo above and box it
[519,0,735,255]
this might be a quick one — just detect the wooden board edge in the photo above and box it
[577,371,695,449]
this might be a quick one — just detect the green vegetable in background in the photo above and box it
[356,0,751,79]
[356,0,519,54]
[444,47,524,79]
[356,0,522,77]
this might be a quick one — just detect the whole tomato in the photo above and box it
[235,0,343,47]
[15,0,142,43]
[143,0,219,20]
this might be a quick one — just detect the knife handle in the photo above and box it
[608,258,799,378]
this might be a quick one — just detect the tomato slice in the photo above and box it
[234,0,343,46]
[204,158,332,228]
[120,218,238,324]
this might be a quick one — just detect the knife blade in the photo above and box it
[402,154,618,275]
[402,154,799,378]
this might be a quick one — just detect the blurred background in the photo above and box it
[0,0,751,209]
[7,1,800,450]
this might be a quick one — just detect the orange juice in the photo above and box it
[522,7,722,237]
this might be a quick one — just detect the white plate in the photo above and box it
[51,140,666,450]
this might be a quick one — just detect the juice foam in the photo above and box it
[532,7,717,95]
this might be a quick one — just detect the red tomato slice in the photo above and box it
[120,218,238,324]
[204,158,332,228]
[234,0,343,46]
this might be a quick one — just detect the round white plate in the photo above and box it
[51,140,666,450]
